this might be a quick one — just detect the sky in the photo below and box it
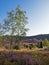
[0,0,49,36]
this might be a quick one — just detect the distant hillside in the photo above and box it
[25,34,49,40]
[3,34,49,40]
[21,34,49,43]
[1,34,49,44]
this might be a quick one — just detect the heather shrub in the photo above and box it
[38,54,49,65]
[41,56,49,65]
[0,51,49,65]
[20,54,33,65]
[4,60,12,65]
[0,52,33,65]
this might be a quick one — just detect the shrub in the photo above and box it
[37,42,43,48]
[29,44,33,49]
[25,45,28,48]
[43,39,49,47]
[13,45,20,50]
[29,45,32,49]
[30,44,33,47]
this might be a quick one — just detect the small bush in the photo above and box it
[30,44,33,47]
[13,45,20,50]
[29,44,33,49]
[37,42,43,48]
[25,45,28,48]
[29,45,32,49]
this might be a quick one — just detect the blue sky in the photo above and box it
[0,0,49,36]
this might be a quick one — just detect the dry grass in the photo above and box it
[13,48,49,54]
[0,47,49,54]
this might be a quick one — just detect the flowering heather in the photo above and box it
[0,51,49,65]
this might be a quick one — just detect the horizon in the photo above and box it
[0,0,49,36]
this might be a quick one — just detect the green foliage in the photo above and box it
[43,39,49,47]
[15,6,29,36]
[29,44,33,49]
[37,41,43,48]
[0,23,4,36]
